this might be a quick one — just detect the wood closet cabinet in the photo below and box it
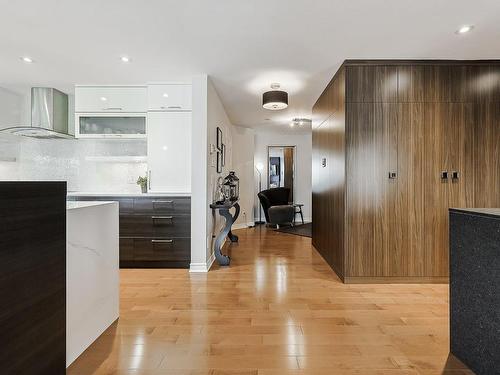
[312,60,499,283]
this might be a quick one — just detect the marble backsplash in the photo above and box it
[0,134,147,193]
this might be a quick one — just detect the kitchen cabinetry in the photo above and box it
[75,113,146,138]
[75,86,147,113]
[147,111,191,193]
[148,84,192,111]
[312,61,500,283]
[68,195,191,268]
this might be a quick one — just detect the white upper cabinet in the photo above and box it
[75,86,147,113]
[148,84,192,111]
[147,112,191,193]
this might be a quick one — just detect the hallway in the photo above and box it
[68,227,469,375]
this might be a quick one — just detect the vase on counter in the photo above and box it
[141,185,147,194]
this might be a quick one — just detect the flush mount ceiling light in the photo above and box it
[291,118,312,127]
[21,56,34,63]
[456,25,474,34]
[263,83,288,110]
[120,56,131,63]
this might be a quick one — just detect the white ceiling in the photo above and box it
[1,0,499,131]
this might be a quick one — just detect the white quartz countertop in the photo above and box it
[67,201,117,210]
[450,208,500,217]
[67,192,191,197]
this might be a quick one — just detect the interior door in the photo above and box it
[147,112,191,193]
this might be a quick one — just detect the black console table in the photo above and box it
[210,201,240,266]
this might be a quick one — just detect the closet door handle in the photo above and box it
[388,172,397,179]
[102,107,123,111]
[441,171,449,180]
[452,171,460,180]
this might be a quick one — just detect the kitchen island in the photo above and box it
[66,201,119,367]
[449,208,500,375]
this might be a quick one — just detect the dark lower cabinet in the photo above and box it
[0,182,66,375]
[68,195,191,268]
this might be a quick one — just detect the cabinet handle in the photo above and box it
[388,172,397,179]
[452,171,460,180]
[441,171,449,180]
[153,200,174,205]
[168,106,182,109]
[152,216,173,223]
[151,239,174,244]
[102,107,123,111]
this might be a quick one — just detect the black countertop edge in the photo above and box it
[449,208,500,219]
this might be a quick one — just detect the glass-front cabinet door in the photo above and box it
[75,114,146,138]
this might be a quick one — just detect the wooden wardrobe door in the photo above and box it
[346,103,397,277]
[373,103,398,276]
[346,103,375,276]
[397,103,425,276]
[449,103,475,210]
[424,103,453,277]
[473,101,500,207]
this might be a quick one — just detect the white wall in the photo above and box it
[254,130,312,222]
[190,75,209,271]
[190,75,234,272]
[206,77,233,263]
[231,126,255,228]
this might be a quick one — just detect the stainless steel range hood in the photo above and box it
[0,87,72,139]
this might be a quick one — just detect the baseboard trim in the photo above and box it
[343,276,449,284]
[189,252,216,273]
[232,221,255,230]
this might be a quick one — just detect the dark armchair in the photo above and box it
[257,187,294,227]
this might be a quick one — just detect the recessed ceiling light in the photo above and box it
[100,97,107,101]
[21,56,34,63]
[120,56,130,63]
[163,93,169,98]
[456,25,474,34]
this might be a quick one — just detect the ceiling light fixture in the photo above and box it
[291,118,311,127]
[456,25,474,34]
[21,56,34,63]
[263,83,288,111]
[120,56,130,63]
[162,93,169,98]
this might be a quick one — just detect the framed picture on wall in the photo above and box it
[216,127,223,150]
[216,151,223,173]
[221,144,226,167]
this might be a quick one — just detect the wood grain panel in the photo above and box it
[346,102,375,276]
[312,67,346,279]
[423,103,455,276]
[0,182,66,374]
[397,103,425,276]
[473,101,500,207]
[346,65,398,103]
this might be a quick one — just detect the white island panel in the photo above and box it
[66,201,119,367]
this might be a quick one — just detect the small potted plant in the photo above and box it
[136,175,148,194]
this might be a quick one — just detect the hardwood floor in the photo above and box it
[67,226,470,375]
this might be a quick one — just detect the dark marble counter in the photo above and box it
[449,208,500,375]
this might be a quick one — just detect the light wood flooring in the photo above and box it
[68,226,470,375]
